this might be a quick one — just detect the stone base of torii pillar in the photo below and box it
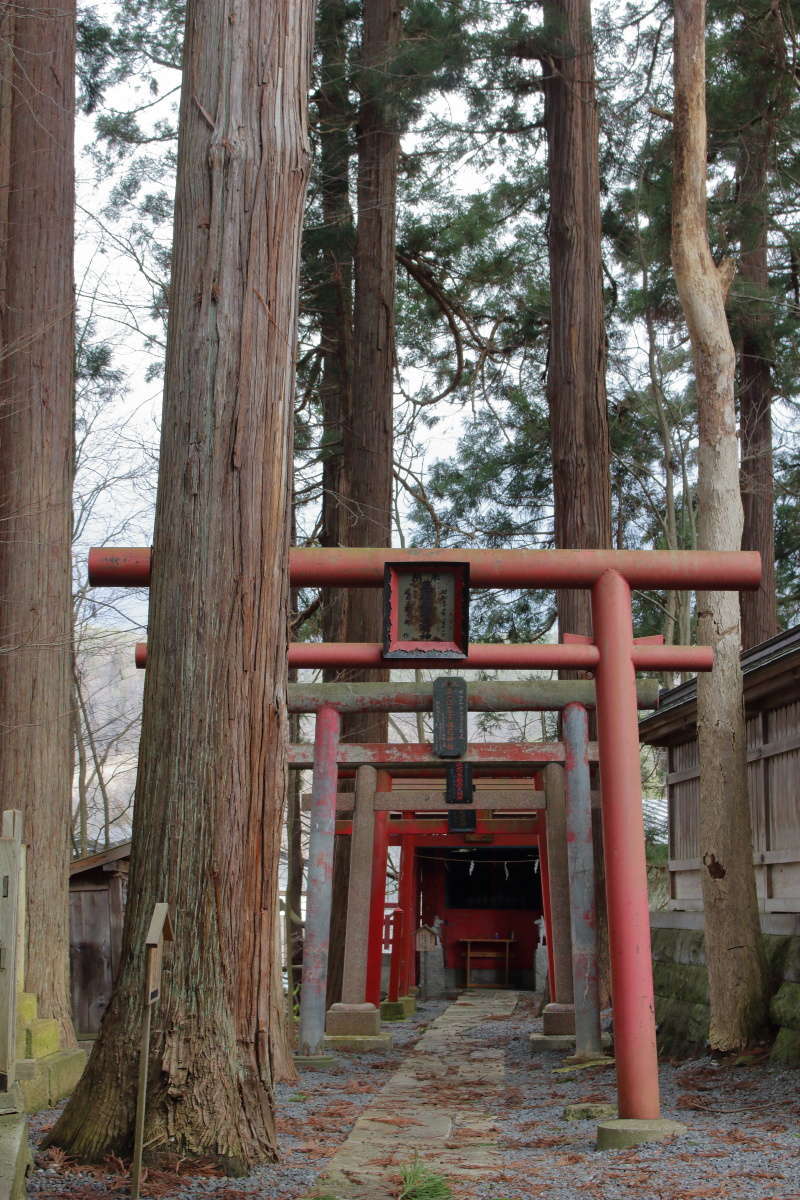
[323,1002,392,1052]
[542,1001,576,1036]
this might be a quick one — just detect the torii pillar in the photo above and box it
[324,766,391,1049]
[542,763,575,1035]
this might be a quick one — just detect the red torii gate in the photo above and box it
[88,545,761,1126]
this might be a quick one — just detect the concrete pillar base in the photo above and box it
[542,1002,575,1036]
[292,1053,336,1068]
[325,1002,381,1037]
[380,1000,407,1021]
[400,994,417,1015]
[596,1118,687,1150]
[529,1032,577,1053]
[564,1036,613,1060]
[530,1032,612,1055]
[322,1033,393,1052]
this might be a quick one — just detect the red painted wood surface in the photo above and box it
[135,639,712,673]
[91,545,761,591]
[365,772,391,1006]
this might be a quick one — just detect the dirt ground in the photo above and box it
[26,994,800,1200]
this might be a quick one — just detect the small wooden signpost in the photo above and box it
[0,811,22,1099]
[131,903,173,1200]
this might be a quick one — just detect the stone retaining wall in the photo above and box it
[651,925,800,1063]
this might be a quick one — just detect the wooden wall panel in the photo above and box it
[69,886,113,1036]
[666,698,800,912]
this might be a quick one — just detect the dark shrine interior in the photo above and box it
[418,845,542,987]
[424,847,541,911]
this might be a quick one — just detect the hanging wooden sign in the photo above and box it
[382,562,470,659]
[445,760,473,805]
[448,808,477,833]
[433,677,468,758]
[144,902,174,1005]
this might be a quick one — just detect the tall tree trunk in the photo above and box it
[318,0,356,652]
[326,0,400,1007]
[0,1,13,318]
[48,0,313,1164]
[542,0,611,640]
[346,0,400,688]
[0,0,77,1045]
[734,9,785,650]
[315,0,357,1010]
[672,0,768,1052]
[541,0,612,1006]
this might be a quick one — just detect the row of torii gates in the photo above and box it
[90,545,760,1137]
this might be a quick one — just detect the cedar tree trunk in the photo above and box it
[47,0,313,1164]
[346,0,399,687]
[0,0,77,1044]
[734,9,785,650]
[318,0,356,652]
[541,0,612,1006]
[542,0,611,640]
[672,0,768,1051]
[326,0,400,1006]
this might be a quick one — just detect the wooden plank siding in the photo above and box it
[663,697,800,913]
[69,860,128,1036]
[69,887,114,1036]
[638,627,800,914]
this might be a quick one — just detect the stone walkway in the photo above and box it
[311,990,518,1199]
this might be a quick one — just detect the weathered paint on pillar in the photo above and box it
[563,702,603,1059]
[341,765,378,1004]
[298,703,341,1056]
[544,763,573,1005]
[397,838,416,997]
[592,569,660,1119]
[387,909,403,1003]
[365,772,391,1005]
[537,833,556,994]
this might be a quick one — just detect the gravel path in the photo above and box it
[27,993,800,1200]
[28,1001,448,1200]
[477,993,800,1200]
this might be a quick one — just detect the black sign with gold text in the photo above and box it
[433,677,468,757]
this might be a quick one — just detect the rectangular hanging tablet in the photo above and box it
[434,677,468,758]
[448,808,477,833]
[445,761,473,804]
[382,562,470,659]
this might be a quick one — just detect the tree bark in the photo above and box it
[672,0,768,1052]
[48,0,313,1165]
[540,0,612,1006]
[0,0,77,1045]
[344,0,399,683]
[325,0,399,1007]
[318,0,356,652]
[733,10,785,650]
[542,0,611,640]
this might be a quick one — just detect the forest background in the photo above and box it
[70,0,800,855]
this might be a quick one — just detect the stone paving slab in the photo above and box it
[310,990,518,1199]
